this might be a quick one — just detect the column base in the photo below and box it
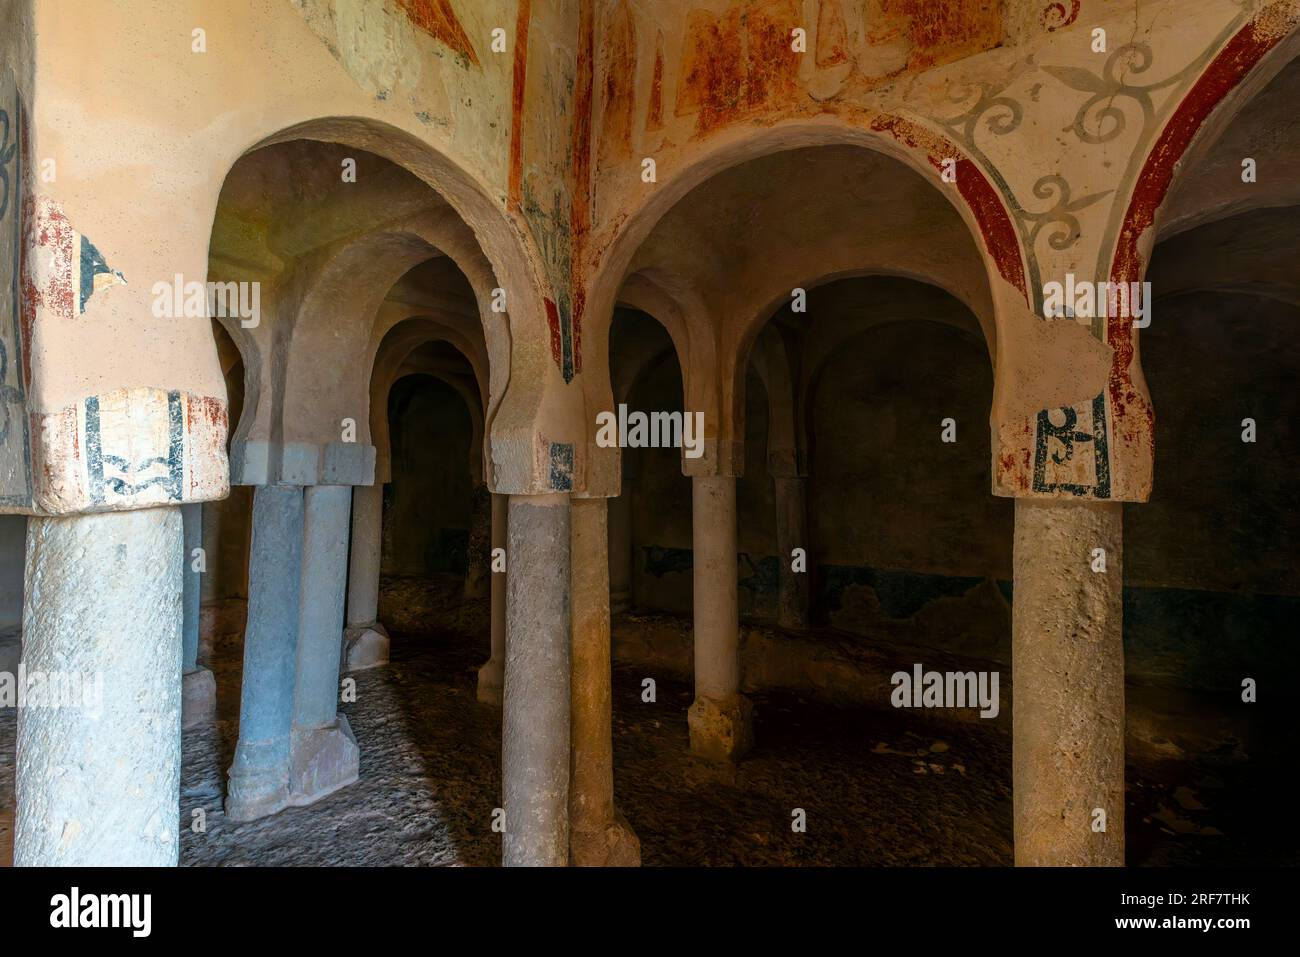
[342,623,390,672]
[289,716,360,806]
[225,745,291,823]
[688,693,754,763]
[476,655,504,706]
[571,809,641,867]
[182,667,217,729]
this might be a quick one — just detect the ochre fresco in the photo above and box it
[646,33,666,131]
[878,0,1005,71]
[595,1,1009,149]
[744,0,802,108]
[508,0,532,210]
[598,1,638,167]
[675,7,746,134]
[817,0,851,66]
[395,0,480,66]
[568,0,597,375]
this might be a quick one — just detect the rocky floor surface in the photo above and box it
[0,599,1290,866]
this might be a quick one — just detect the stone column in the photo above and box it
[569,497,640,866]
[226,485,303,822]
[607,475,633,614]
[464,483,491,599]
[15,507,183,865]
[181,502,216,728]
[289,485,358,805]
[476,492,507,704]
[688,475,752,762]
[502,493,570,866]
[1012,498,1124,866]
[773,475,809,629]
[342,482,389,672]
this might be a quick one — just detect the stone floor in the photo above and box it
[174,628,1017,866]
[0,613,1290,866]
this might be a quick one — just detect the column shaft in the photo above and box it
[1012,498,1124,866]
[342,483,388,671]
[293,485,351,730]
[16,507,182,865]
[502,493,570,866]
[688,475,752,761]
[289,485,358,805]
[181,502,202,671]
[345,483,383,628]
[225,484,303,822]
[476,492,507,703]
[569,497,639,866]
[181,502,216,728]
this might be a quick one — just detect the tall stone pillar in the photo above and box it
[226,485,303,822]
[569,497,640,866]
[181,502,216,728]
[289,485,358,805]
[607,474,633,614]
[688,475,752,761]
[464,483,491,599]
[1012,498,1124,866]
[502,493,570,866]
[15,507,183,865]
[773,475,809,629]
[343,482,389,672]
[476,492,507,704]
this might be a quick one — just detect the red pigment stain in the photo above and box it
[745,0,802,108]
[186,396,229,496]
[18,226,35,390]
[879,0,1005,72]
[598,1,637,166]
[646,34,665,132]
[395,0,479,66]
[1043,1,1081,31]
[954,157,1026,298]
[676,7,745,134]
[185,396,198,496]
[507,0,532,211]
[569,0,597,374]
[571,288,585,375]
[817,0,850,67]
[1108,4,1295,435]
[871,114,1028,299]
[544,297,562,368]
[22,197,76,389]
[997,445,1031,492]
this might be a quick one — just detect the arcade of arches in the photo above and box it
[0,0,1297,867]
